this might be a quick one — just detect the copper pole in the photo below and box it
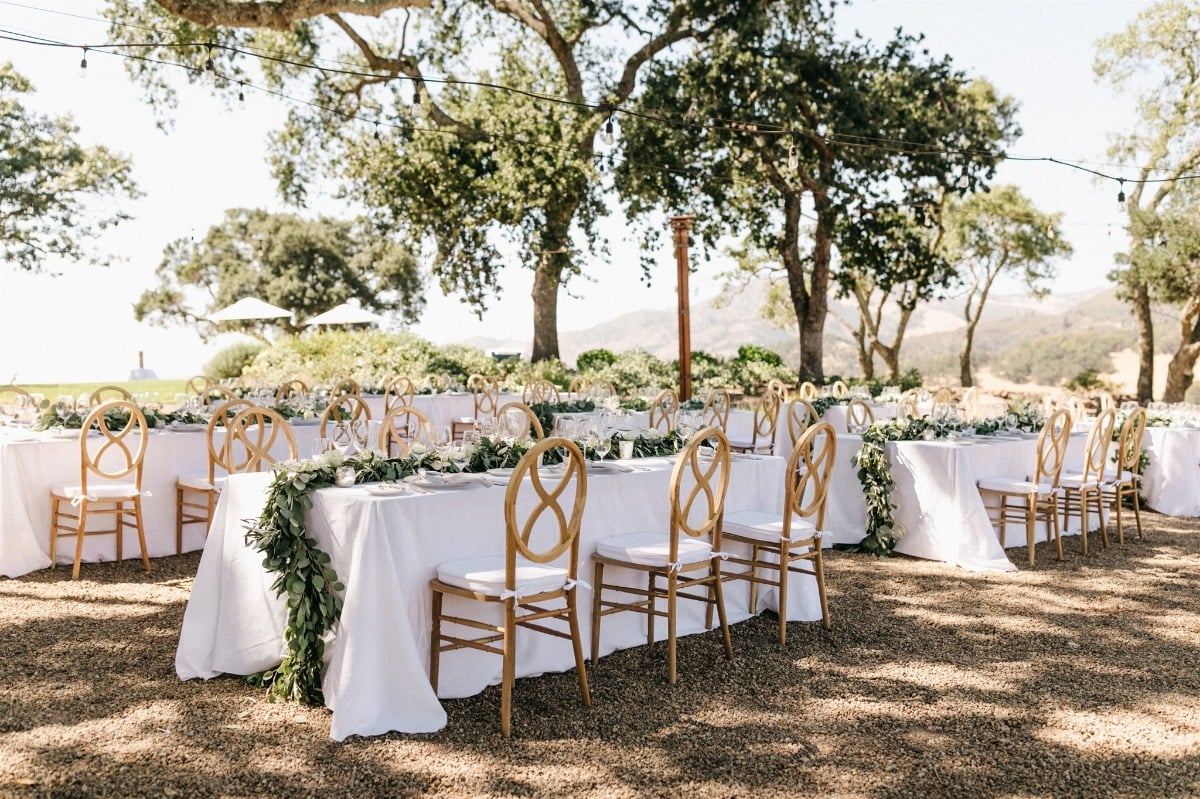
[671,215,695,402]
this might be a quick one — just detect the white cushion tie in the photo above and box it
[69,493,97,507]
[563,577,591,592]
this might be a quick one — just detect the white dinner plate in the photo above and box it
[486,467,516,478]
[404,473,481,490]
[363,483,412,496]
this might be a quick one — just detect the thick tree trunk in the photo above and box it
[781,190,826,383]
[960,319,979,388]
[1131,280,1155,403]
[528,201,578,363]
[854,319,874,380]
[1162,300,1200,402]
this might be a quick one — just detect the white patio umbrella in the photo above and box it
[304,302,386,326]
[207,297,293,322]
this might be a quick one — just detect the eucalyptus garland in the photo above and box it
[849,411,1044,556]
[243,429,684,705]
[34,404,208,431]
[809,396,846,416]
[530,399,597,437]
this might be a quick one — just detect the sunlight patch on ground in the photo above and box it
[1034,694,1200,756]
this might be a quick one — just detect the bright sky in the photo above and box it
[0,0,1146,382]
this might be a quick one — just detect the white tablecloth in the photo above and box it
[361,393,522,431]
[176,453,826,739]
[823,432,1086,572]
[1141,426,1200,517]
[0,424,321,578]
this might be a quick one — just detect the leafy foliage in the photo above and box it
[204,341,265,380]
[575,348,617,372]
[135,209,422,340]
[0,63,139,271]
[991,332,1130,386]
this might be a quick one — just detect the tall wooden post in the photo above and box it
[671,215,695,401]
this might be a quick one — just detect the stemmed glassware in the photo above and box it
[594,428,612,461]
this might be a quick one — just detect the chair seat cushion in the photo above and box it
[177,473,227,492]
[52,483,141,500]
[1058,473,1101,490]
[595,531,712,568]
[723,509,819,543]
[976,477,1056,496]
[436,555,567,597]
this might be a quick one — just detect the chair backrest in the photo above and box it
[331,378,360,398]
[89,385,133,406]
[785,421,838,535]
[496,401,545,440]
[379,405,432,458]
[767,378,789,402]
[522,379,560,406]
[1097,392,1114,412]
[1080,408,1117,483]
[960,386,980,419]
[897,395,920,420]
[669,428,732,554]
[0,385,32,418]
[846,397,875,431]
[207,398,256,482]
[185,375,212,396]
[701,389,731,431]
[319,393,372,439]
[1034,409,1072,487]
[78,400,148,492]
[649,388,679,433]
[932,387,953,406]
[223,406,297,472]
[786,399,820,447]
[471,375,501,418]
[590,380,618,400]
[797,381,817,400]
[1117,407,1148,473]
[276,379,309,403]
[384,376,416,412]
[423,373,447,392]
[829,380,849,399]
[752,387,782,444]
[567,375,590,396]
[504,437,588,586]
[199,385,231,407]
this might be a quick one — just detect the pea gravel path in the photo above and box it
[3,513,1200,798]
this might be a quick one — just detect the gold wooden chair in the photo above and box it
[384,376,417,412]
[648,388,679,434]
[331,378,361,398]
[960,386,980,420]
[89,385,133,406]
[977,409,1072,566]
[198,385,231,407]
[496,401,545,440]
[590,428,734,684]
[845,397,875,432]
[897,395,921,420]
[275,379,309,403]
[1059,408,1117,556]
[701,388,731,431]
[318,393,372,444]
[522,379,560,406]
[185,375,212,396]
[729,387,781,455]
[0,385,32,422]
[423,373,448,392]
[723,422,836,643]
[379,405,432,458]
[469,374,502,420]
[931,388,955,421]
[429,436,590,737]
[175,398,255,554]
[1102,407,1147,544]
[224,406,298,472]
[590,380,618,400]
[786,399,820,448]
[567,375,590,396]
[767,378,789,402]
[49,400,150,580]
[797,381,817,400]
[829,380,849,399]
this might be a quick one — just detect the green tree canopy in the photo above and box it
[134,208,423,339]
[0,62,138,272]
[616,0,1017,381]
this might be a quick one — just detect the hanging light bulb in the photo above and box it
[374,122,381,142]
[684,102,698,126]
[79,46,88,78]
[1116,178,1127,212]
[203,45,216,85]
[237,80,246,108]
[411,87,423,117]
[956,174,970,190]
[602,117,615,146]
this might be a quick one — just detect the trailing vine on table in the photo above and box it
[242,430,685,705]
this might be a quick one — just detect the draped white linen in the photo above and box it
[175,454,826,740]
[1140,426,1200,518]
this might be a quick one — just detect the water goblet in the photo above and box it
[594,432,612,461]
[312,437,332,458]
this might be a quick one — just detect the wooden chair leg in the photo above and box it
[1052,497,1064,561]
[49,497,59,568]
[646,571,656,647]
[590,562,603,666]
[747,543,760,614]
[1132,486,1144,539]
[176,486,184,556]
[712,564,733,661]
[814,549,831,631]
[429,589,443,692]
[666,573,678,685]
[72,504,88,581]
[500,599,516,737]
[776,545,789,646]
[1025,495,1036,567]
[133,499,150,572]
[566,589,590,707]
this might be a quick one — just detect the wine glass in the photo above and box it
[594,430,612,461]
[312,437,332,458]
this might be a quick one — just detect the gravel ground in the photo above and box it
[4,514,1200,799]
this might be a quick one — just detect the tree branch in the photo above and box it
[152,0,430,31]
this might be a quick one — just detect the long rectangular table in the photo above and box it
[175,453,828,740]
[1141,426,1200,517]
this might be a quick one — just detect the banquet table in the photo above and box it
[175,452,825,740]
[1140,426,1200,517]
[361,392,522,431]
[823,431,1087,572]
[0,423,321,578]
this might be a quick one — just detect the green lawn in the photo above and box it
[15,380,189,401]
